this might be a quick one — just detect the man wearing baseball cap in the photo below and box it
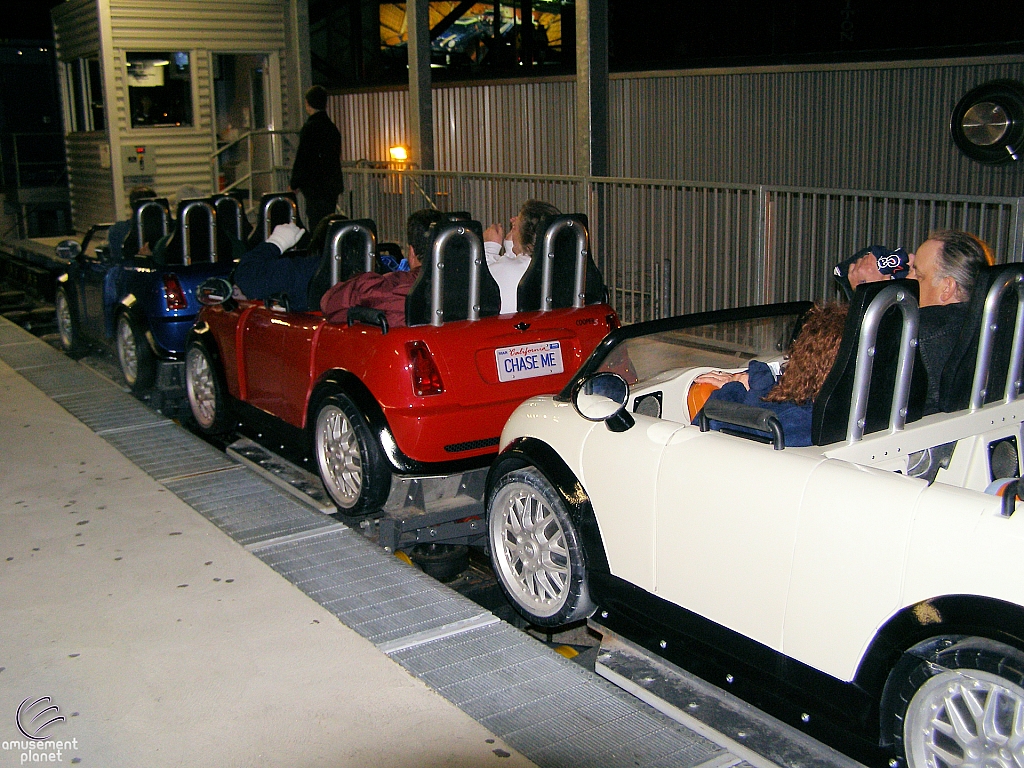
[833,231,992,412]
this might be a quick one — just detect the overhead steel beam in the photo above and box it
[575,0,609,178]
[407,0,435,170]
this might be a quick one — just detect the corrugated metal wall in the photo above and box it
[54,0,294,230]
[330,56,1024,197]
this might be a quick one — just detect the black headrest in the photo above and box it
[405,220,501,327]
[246,192,302,249]
[516,213,607,311]
[123,198,170,258]
[306,216,380,312]
[939,263,1024,413]
[812,281,928,446]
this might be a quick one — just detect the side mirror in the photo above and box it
[196,277,235,306]
[55,239,81,261]
[571,372,635,432]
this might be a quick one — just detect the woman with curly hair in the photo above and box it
[693,302,849,447]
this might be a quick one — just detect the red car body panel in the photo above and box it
[199,300,617,466]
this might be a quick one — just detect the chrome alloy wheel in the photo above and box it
[55,290,74,350]
[185,346,217,429]
[905,668,1024,768]
[315,404,363,509]
[116,315,138,384]
[490,482,570,618]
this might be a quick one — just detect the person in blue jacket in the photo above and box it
[694,302,848,447]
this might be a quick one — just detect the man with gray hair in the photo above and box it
[908,229,993,412]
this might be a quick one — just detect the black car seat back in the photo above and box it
[305,216,379,312]
[517,213,607,311]
[158,199,218,266]
[939,263,1024,413]
[406,220,501,327]
[247,192,301,249]
[812,280,928,446]
[210,193,251,261]
[123,198,171,259]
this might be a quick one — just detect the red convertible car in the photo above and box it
[185,215,617,518]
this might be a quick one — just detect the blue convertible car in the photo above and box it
[53,194,252,391]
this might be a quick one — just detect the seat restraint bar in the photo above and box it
[328,222,377,286]
[539,217,589,310]
[971,268,1024,411]
[261,194,298,240]
[429,224,484,327]
[134,200,170,253]
[179,200,217,266]
[847,283,920,443]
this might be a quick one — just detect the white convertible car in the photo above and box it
[486,267,1024,767]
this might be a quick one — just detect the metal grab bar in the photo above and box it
[429,223,484,327]
[178,200,217,266]
[538,216,590,311]
[328,221,377,286]
[971,268,1024,411]
[847,283,920,443]
[134,199,170,252]
[260,194,298,241]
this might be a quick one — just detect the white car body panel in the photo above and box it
[655,431,821,650]
[578,414,684,591]
[501,392,1024,684]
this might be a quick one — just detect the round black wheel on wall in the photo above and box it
[312,393,391,518]
[487,466,595,628]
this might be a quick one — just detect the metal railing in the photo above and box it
[341,166,1024,325]
[210,129,299,215]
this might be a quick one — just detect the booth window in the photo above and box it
[127,52,193,128]
[66,58,104,132]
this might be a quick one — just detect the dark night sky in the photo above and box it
[5,0,64,41]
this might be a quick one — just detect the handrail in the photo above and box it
[971,267,1024,410]
[847,283,920,443]
[328,221,377,286]
[210,129,299,214]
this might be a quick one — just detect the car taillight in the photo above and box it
[163,274,188,311]
[406,341,444,396]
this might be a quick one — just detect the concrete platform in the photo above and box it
[0,326,533,767]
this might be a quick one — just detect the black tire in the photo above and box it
[487,466,595,627]
[888,637,1024,767]
[184,341,231,435]
[116,313,156,392]
[54,287,86,358]
[407,543,470,583]
[312,393,391,518]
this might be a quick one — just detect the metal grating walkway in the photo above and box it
[0,317,767,768]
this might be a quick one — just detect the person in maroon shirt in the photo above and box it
[320,208,446,328]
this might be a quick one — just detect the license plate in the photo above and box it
[495,341,564,382]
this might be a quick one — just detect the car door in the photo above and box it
[577,412,685,593]
[239,306,319,426]
[652,428,824,652]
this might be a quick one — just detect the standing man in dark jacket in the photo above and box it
[290,85,343,232]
